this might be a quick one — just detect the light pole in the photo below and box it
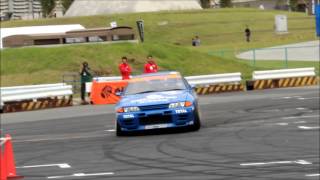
[31,0,34,19]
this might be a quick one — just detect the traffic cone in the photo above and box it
[4,134,16,178]
[3,134,21,179]
[0,150,7,180]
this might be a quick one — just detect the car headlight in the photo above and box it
[169,101,192,108]
[117,106,140,113]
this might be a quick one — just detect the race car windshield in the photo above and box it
[124,77,187,95]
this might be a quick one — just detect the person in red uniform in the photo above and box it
[144,55,158,73]
[119,56,131,80]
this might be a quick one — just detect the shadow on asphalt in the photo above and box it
[118,127,200,137]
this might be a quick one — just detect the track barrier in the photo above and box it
[195,84,244,95]
[185,73,244,95]
[0,134,22,180]
[0,84,73,113]
[248,68,319,90]
[2,96,73,113]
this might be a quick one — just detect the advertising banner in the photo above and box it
[90,80,128,105]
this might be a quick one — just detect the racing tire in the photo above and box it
[116,123,125,136]
[191,108,201,131]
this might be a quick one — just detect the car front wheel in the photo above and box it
[191,108,201,131]
[116,122,125,136]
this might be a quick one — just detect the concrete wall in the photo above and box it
[65,0,202,17]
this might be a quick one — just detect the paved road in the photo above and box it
[1,86,319,180]
[237,41,319,61]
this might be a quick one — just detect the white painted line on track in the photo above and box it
[17,163,71,169]
[279,96,301,99]
[292,96,301,98]
[293,121,306,124]
[240,160,312,166]
[296,107,306,110]
[47,172,114,179]
[298,126,320,130]
[276,123,289,126]
[298,97,320,100]
[282,115,319,120]
[105,129,115,132]
[306,174,320,177]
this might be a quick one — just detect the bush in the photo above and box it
[220,0,232,8]
[289,0,298,11]
[200,0,210,8]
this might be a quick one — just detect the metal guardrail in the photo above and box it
[0,83,66,92]
[85,73,242,93]
[185,73,242,86]
[252,67,316,80]
[0,84,73,106]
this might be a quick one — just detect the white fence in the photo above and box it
[253,67,316,80]
[0,83,73,106]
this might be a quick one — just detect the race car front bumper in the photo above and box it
[116,106,196,131]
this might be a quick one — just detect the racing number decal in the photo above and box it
[175,109,187,114]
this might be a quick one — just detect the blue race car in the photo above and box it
[115,71,201,136]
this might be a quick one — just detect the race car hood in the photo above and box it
[119,90,189,107]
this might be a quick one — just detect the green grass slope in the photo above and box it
[0,8,318,86]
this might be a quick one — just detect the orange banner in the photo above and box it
[90,80,128,105]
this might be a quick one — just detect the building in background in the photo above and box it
[0,0,65,21]
[0,0,42,20]
[2,26,135,48]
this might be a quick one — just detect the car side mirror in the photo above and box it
[190,84,196,90]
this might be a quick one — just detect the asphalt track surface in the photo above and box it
[1,86,319,180]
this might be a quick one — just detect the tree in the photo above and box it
[62,0,74,13]
[200,0,210,8]
[220,0,232,8]
[289,0,298,11]
[40,0,55,17]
